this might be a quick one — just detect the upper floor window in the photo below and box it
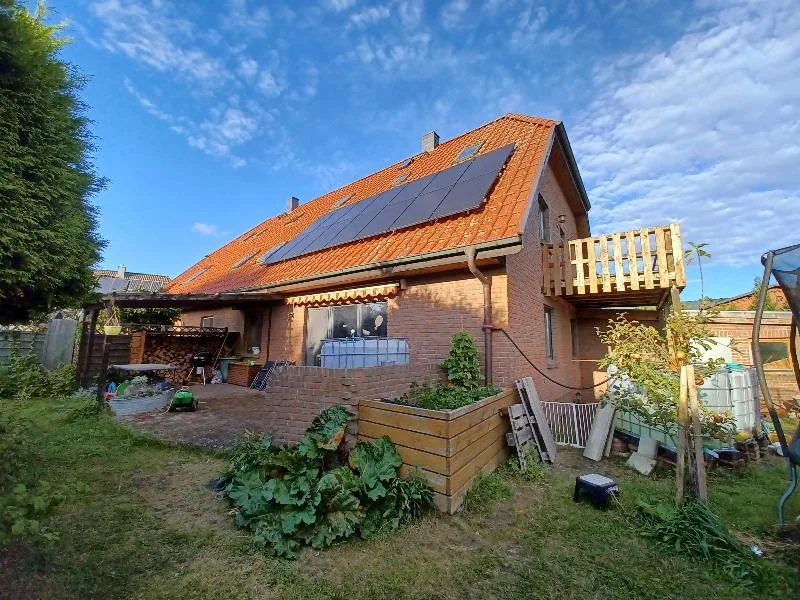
[544,306,554,359]
[200,316,214,328]
[538,195,550,242]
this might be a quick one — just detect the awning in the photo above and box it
[287,283,399,307]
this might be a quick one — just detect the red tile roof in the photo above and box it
[165,114,559,295]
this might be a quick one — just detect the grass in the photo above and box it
[2,396,799,600]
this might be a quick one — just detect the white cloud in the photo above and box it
[238,57,259,78]
[257,70,283,97]
[440,0,469,30]
[192,222,220,235]
[349,5,391,28]
[574,0,800,265]
[90,0,227,87]
[323,0,358,12]
[396,0,423,28]
[224,0,270,36]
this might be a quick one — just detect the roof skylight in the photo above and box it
[398,157,413,169]
[231,250,259,269]
[186,266,209,283]
[333,194,353,209]
[283,212,304,225]
[392,174,409,186]
[453,141,484,164]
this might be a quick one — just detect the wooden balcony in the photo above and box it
[542,223,686,307]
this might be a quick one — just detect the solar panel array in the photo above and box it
[264,143,514,265]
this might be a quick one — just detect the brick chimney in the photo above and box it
[287,196,300,211]
[422,131,439,153]
[116,264,126,278]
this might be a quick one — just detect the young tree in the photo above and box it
[0,1,105,324]
[597,243,733,503]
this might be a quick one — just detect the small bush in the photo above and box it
[64,390,106,422]
[635,499,760,582]
[0,348,77,401]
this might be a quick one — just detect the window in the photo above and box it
[333,194,353,209]
[570,318,578,358]
[538,195,550,242]
[453,141,484,164]
[231,250,259,269]
[392,174,409,186]
[186,266,209,283]
[757,339,792,370]
[398,157,413,169]
[544,307,554,359]
[304,302,389,365]
[200,316,214,328]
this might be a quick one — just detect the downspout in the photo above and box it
[465,247,493,386]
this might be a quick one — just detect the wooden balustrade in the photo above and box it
[542,223,686,305]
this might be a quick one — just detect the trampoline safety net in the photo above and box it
[766,243,800,323]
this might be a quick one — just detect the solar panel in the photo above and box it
[263,143,514,265]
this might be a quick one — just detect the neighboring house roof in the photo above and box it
[713,285,789,311]
[166,113,589,296]
[94,267,170,294]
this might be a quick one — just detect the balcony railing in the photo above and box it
[542,223,686,304]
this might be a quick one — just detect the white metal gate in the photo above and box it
[541,401,600,448]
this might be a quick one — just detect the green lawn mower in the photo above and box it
[169,387,198,412]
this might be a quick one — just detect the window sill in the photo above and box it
[546,359,557,369]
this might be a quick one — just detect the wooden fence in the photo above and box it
[0,319,79,370]
[542,223,686,299]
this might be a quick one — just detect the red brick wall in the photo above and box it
[262,363,440,445]
[389,269,508,385]
[504,163,584,402]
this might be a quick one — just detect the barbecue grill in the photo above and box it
[191,351,212,384]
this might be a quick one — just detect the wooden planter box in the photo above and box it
[358,389,517,514]
[227,362,262,387]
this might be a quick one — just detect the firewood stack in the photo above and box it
[139,335,222,384]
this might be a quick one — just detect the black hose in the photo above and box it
[497,327,611,391]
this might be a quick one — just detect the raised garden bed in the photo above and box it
[358,388,517,513]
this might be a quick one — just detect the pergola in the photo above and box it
[81,291,281,398]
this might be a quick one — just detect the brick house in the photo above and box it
[152,113,684,444]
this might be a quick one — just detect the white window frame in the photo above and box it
[200,316,214,328]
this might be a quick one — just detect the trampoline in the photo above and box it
[752,243,800,527]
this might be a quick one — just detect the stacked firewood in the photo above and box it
[140,336,220,384]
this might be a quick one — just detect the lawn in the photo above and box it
[1,397,798,600]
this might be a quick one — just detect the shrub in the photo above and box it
[0,347,77,400]
[635,499,760,582]
[0,412,85,544]
[221,406,433,558]
[442,331,483,389]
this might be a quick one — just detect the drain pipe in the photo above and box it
[465,247,493,386]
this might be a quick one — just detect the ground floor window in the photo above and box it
[570,318,578,358]
[756,339,792,369]
[544,306,554,359]
[305,302,388,365]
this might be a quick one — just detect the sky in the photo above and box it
[45,0,800,300]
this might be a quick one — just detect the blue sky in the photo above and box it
[49,0,800,300]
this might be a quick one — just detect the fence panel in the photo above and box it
[541,401,599,448]
[0,330,46,368]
